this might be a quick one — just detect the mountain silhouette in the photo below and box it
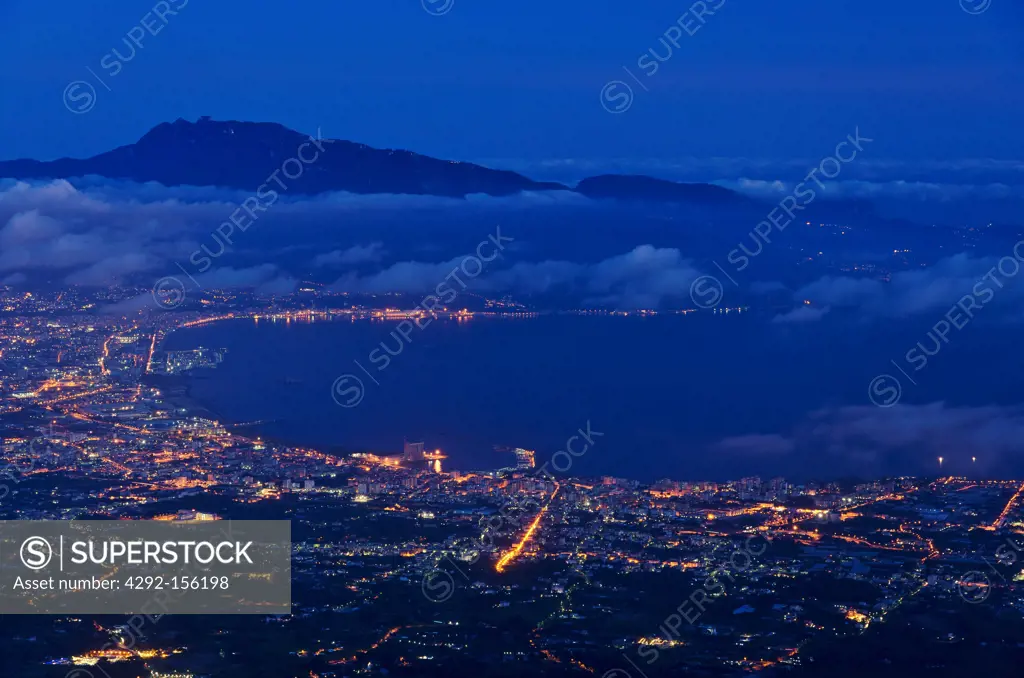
[0,117,744,203]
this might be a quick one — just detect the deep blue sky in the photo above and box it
[1,0,1021,164]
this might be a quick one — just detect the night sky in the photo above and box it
[1,0,1021,164]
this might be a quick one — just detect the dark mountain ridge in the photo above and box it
[0,117,748,204]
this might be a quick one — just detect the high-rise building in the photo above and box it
[514,448,536,470]
[740,476,762,493]
[404,441,425,463]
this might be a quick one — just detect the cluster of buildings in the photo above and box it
[1,286,1023,676]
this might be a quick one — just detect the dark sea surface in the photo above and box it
[163,312,1024,482]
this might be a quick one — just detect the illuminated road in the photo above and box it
[496,483,560,573]
[992,480,1024,529]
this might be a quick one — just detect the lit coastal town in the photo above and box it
[1,285,1023,678]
